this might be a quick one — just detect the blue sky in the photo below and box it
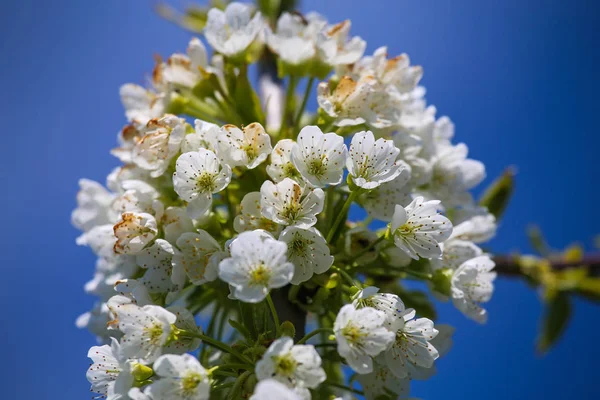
[1,0,598,398]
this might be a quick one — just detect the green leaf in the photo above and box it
[537,292,571,353]
[228,318,252,340]
[479,167,515,220]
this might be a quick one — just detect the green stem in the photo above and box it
[227,370,251,400]
[217,363,254,371]
[211,382,235,392]
[279,76,298,138]
[326,191,359,243]
[332,266,361,288]
[211,370,237,378]
[297,327,334,344]
[323,381,364,396]
[403,269,433,280]
[294,77,315,130]
[266,293,281,337]
[178,330,253,365]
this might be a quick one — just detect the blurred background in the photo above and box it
[1,0,598,398]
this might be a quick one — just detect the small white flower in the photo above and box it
[112,179,163,218]
[112,303,177,364]
[132,115,186,178]
[430,239,482,272]
[147,354,210,400]
[260,178,325,228]
[113,212,158,254]
[427,142,486,206]
[218,230,294,303]
[250,379,307,400]
[213,123,272,169]
[390,197,452,260]
[267,12,322,66]
[290,125,347,187]
[256,336,326,390]
[172,230,221,285]
[317,20,366,66]
[450,213,497,244]
[163,306,202,355]
[380,307,439,380]
[357,363,411,400]
[451,255,496,323]
[136,239,181,294]
[72,179,117,232]
[353,287,406,330]
[279,226,333,284]
[360,166,411,222]
[204,2,264,57]
[266,139,302,183]
[347,130,402,189]
[181,119,220,153]
[162,206,195,244]
[333,304,395,374]
[86,338,133,400]
[317,76,374,127]
[173,149,232,219]
[120,84,166,127]
[157,37,208,89]
[234,192,283,234]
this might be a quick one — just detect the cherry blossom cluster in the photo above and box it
[73,3,498,399]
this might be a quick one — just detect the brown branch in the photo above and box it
[494,253,600,277]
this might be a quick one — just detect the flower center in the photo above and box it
[273,353,298,377]
[289,235,311,256]
[249,264,272,286]
[307,158,327,178]
[196,172,217,193]
[341,323,366,345]
[145,323,164,344]
[281,202,301,222]
[283,162,300,179]
[181,372,203,394]
[243,144,257,162]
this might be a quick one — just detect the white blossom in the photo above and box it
[162,306,202,355]
[156,37,208,89]
[234,192,282,234]
[136,239,181,294]
[357,363,411,400]
[111,302,176,364]
[380,307,439,379]
[360,165,412,222]
[256,336,326,390]
[132,115,186,177]
[267,12,323,66]
[317,20,366,66]
[72,179,117,232]
[162,206,195,244]
[147,354,210,400]
[204,2,264,57]
[218,230,294,303]
[250,379,307,400]
[450,213,497,244]
[333,304,395,374]
[451,255,496,323]
[260,178,324,228]
[113,212,158,255]
[172,230,221,285]
[173,149,232,219]
[181,119,220,153]
[279,226,333,284]
[213,123,272,169]
[266,139,302,183]
[119,84,166,127]
[291,125,347,187]
[347,130,402,189]
[390,197,452,260]
[86,338,133,400]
